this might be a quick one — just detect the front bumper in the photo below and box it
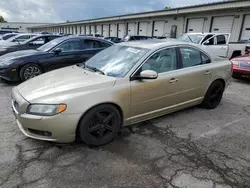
[11,88,80,143]
[233,66,250,78]
[0,67,20,81]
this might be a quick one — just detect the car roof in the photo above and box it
[60,36,114,43]
[117,39,194,49]
[185,33,230,35]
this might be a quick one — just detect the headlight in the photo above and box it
[27,104,67,116]
[231,60,239,65]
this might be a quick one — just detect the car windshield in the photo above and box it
[37,37,65,52]
[178,34,205,44]
[83,45,149,77]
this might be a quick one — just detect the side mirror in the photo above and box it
[53,48,62,54]
[135,70,158,80]
[203,41,210,45]
[29,42,34,46]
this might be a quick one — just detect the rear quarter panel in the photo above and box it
[209,57,232,90]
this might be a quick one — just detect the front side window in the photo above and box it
[84,45,149,77]
[141,48,177,73]
[58,40,82,52]
[180,47,211,68]
[216,35,226,45]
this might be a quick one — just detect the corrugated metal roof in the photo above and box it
[28,0,250,29]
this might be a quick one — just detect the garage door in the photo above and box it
[102,25,109,37]
[86,26,90,34]
[118,23,126,38]
[138,22,148,36]
[153,21,170,37]
[187,18,205,33]
[127,23,136,35]
[241,15,250,40]
[91,25,95,34]
[82,26,85,34]
[211,16,234,33]
[96,25,102,35]
[110,24,117,37]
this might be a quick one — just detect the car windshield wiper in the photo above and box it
[86,65,105,75]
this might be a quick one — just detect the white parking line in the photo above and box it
[194,118,246,140]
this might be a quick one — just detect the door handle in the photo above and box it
[169,78,178,83]
[205,71,211,75]
[220,47,227,50]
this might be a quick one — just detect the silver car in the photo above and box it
[11,40,232,146]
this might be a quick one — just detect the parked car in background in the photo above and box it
[0,36,113,82]
[79,34,104,38]
[178,33,247,59]
[231,51,250,79]
[0,33,37,44]
[11,40,231,145]
[0,34,62,56]
[62,34,72,36]
[0,33,18,41]
[121,35,152,42]
[103,37,121,43]
[38,31,51,34]
[0,29,18,35]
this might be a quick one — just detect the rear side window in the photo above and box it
[179,47,211,68]
[84,39,104,48]
[216,35,226,45]
[102,42,112,48]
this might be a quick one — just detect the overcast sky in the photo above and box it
[0,0,220,23]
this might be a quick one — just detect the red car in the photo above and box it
[231,52,250,79]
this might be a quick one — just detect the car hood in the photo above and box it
[0,49,45,61]
[232,54,250,62]
[16,66,116,103]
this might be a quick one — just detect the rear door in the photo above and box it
[81,39,110,62]
[202,34,229,58]
[176,46,211,102]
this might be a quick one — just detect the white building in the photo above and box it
[0,22,51,33]
[28,0,250,42]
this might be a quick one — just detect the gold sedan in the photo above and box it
[11,40,232,146]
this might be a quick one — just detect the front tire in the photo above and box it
[19,63,43,82]
[201,81,224,109]
[78,104,121,146]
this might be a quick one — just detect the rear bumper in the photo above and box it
[0,67,20,81]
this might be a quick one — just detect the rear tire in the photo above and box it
[19,63,43,82]
[201,81,224,109]
[77,104,121,146]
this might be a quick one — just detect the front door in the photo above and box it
[42,39,83,71]
[202,34,229,58]
[129,47,180,123]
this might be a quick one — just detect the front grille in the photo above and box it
[240,62,250,69]
[13,100,20,112]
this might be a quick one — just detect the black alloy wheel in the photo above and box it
[78,104,121,146]
[202,81,224,109]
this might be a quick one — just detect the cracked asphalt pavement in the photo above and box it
[0,78,249,188]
